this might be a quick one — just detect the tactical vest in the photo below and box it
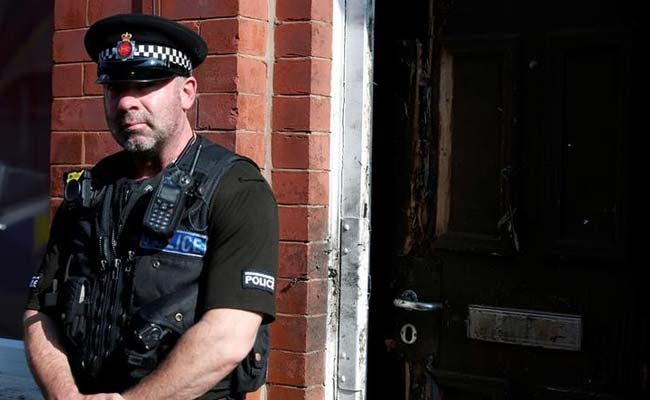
[53,136,268,396]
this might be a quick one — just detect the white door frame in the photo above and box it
[327,0,375,399]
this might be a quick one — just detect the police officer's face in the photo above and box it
[103,78,186,153]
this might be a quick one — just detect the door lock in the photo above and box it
[400,323,418,344]
[393,290,443,312]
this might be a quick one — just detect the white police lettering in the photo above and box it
[242,271,275,293]
[29,275,41,289]
[140,230,207,258]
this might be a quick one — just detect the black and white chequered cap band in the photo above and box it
[98,43,192,72]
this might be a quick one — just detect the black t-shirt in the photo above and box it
[26,161,278,323]
[201,161,278,322]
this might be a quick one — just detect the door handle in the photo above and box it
[393,290,443,311]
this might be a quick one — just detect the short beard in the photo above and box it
[119,133,160,153]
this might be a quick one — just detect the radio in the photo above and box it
[143,168,192,237]
[143,143,202,237]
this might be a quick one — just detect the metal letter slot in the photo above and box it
[393,290,443,312]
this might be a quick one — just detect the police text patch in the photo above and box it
[29,274,41,289]
[242,271,275,293]
[140,230,207,257]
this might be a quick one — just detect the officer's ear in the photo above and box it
[179,76,197,111]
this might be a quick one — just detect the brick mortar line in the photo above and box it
[272,131,330,136]
[273,92,331,97]
[50,132,110,136]
[52,62,85,67]
[197,92,266,96]
[203,51,239,57]
[273,94,331,100]
[83,0,89,26]
[53,60,93,66]
[275,313,328,318]
[272,130,332,135]
[274,56,332,62]
[52,95,103,100]
[52,96,103,99]
[198,129,266,134]
[268,349,325,355]
[80,130,86,164]
[275,56,333,61]
[80,63,88,98]
[238,53,268,62]
[194,129,265,133]
[54,27,88,33]
[265,383,325,389]
[203,54,266,62]
[275,20,332,27]
[190,15,269,23]
[175,15,270,24]
[196,90,267,96]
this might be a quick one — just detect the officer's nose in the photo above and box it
[115,91,141,112]
[107,84,142,111]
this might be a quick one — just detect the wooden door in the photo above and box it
[368,1,643,399]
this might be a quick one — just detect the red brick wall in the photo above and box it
[51,1,333,399]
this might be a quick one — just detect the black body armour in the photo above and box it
[54,136,268,396]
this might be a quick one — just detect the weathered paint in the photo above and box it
[331,0,376,399]
[326,0,346,398]
[467,305,582,351]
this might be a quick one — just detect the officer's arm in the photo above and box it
[122,307,262,400]
[23,309,83,399]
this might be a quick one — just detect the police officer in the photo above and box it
[23,13,277,400]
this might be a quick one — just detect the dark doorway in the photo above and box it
[368,1,643,399]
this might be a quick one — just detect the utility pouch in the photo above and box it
[60,277,91,347]
[231,324,269,393]
[137,285,198,334]
[125,285,198,377]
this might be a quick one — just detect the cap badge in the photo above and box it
[116,32,134,60]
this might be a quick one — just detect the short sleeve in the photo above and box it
[25,205,73,312]
[201,161,278,324]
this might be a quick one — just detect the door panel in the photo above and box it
[435,39,517,254]
[369,1,642,399]
[546,35,628,255]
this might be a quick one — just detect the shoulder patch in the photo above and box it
[242,271,275,293]
[29,274,42,289]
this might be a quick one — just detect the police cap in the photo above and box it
[84,13,207,84]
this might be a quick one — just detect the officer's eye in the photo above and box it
[105,82,160,95]
[137,81,164,91]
